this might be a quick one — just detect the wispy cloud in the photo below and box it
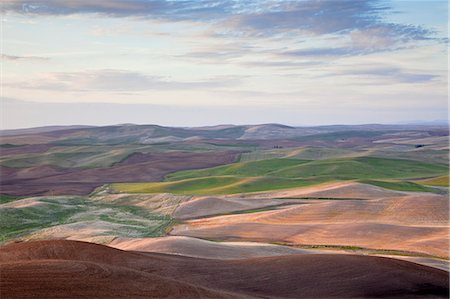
[3,0,440,71]
[213,0,435,57]
[2,0,234,20]
[1,54,49,61]
[4,0,435,42]
[322,66,439,84]
[5,69,242,92]
[282,47,358,58]
[2,1,447,128]
[223,0,383,35]
[242,60,323,69]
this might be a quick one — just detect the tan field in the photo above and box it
[172,181,408,219]
[236,181,407,199]
[173,196,318,219]
[109,236,316,259]
[108,235,449,271]
[171,192,449,258]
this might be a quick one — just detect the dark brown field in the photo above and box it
[1,240,448,299]
[1,151,240,196]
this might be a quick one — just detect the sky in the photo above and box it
[1,0,448,129]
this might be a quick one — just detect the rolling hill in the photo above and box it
[113,156,447,195]
[1,123,448,299]
[1,240,448,299]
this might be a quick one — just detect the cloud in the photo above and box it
[323,66,439,84]
[4,1,434,40]
[223,0,381,35]
[350,26,422,49]
[275,24,433,59]
[282,47,358,58]
[3,0,439,65]
[1,54,49,61]
[219,0,433,46]
[242,60,323,69]
[5,69,242,92]
[2,0,233,20]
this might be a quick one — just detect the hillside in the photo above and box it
[1,123,447,197]
[1,123,448,297]
[113,156,447,195]
[1,240,448,299]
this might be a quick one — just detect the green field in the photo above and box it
[113,176,328,195]
[114,176,242,194]
[166,159,308,181]
[0,195,21,204]
[270,157,447,180]
[113,156,448,195]
[0,196,175,243]
[360,180,437,193]
[0,146,135,169]
[416,175,449,187]
[0,198,86,242]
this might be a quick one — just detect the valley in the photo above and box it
[1,123,449,298]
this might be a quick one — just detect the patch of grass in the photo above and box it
[211,176,327,194]
[370,148,450,166]
[361,180,437,193]
[289,147,362,160]
[296,130,388,141]
[167,157,447,183]
[416,175,449,187]
[0,195,177,243]
[205,142,257,148]
[51,138,99,146]
[113,176,328,195]
[0,203,86,242]
[0,195,22,204]
[239,150,289,162]
[166,158,309,181]
[303,244,365,250]
[0,148,134,169]
[113,176,243,194]
[271,157,448,180]
[137,156,448,195]
[295,130,386,141]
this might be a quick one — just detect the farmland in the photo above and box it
[1,123,449,298]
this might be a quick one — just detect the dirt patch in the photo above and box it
[171,194,449,257]
[109,236,312,259]
[243,181,406,199]
[1,240,448,298]
[1,151,241,196]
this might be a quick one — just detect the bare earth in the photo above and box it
[170,187,449,258]
[109,236,317,259]
[1,240,448,299]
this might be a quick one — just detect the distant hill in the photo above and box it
[1,123,447,145]
[0,125,95,137]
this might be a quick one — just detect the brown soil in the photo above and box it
[246,181,406,199]
[0,151,240,196]
[1,240,448,298]
[171,194,449,257]
[109,236,312,259]
[173,196,311,220]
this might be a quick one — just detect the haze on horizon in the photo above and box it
[1,0,448,129]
